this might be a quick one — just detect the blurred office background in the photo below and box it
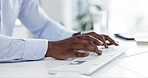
[13,0,148,38]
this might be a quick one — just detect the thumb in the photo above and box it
[74,51,89,57]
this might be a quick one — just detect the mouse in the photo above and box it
[49,72,91,78]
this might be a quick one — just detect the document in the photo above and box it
[134,32,148,45]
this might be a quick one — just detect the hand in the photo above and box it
[45,32,118,60]
[83,32,118,48]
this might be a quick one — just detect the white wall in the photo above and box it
[39,0,73,29]
[108,0,148,33]
[39,0,110,33]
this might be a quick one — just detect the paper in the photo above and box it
[135,37,148,45]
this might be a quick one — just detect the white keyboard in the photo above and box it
[48,46,128,75]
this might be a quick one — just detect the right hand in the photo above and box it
[45,32,118,60]
[45,35,103,60]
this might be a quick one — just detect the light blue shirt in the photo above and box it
[0,0,75,62]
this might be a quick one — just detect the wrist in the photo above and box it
[45,42,54,57]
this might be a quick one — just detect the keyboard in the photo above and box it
[48,46,128,75]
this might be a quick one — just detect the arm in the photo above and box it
[18,0,76,41]
[17,0,118,60]
[0,34,48,62]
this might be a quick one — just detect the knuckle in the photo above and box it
[98,34,103,37]
[102,34,109,37]
[100,35,104,39]
[75,35,80,39]
[74,35,82,40]
[90,32,96,34]
[105,35,109,38]
[72,36,78,40]
[86,35,91,39]
[87,41,92,44]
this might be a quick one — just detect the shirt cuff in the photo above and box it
[22,39,48,60]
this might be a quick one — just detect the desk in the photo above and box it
[0,40,148,78]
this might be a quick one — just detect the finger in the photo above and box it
[59,50,88,59]
[99,35,108,48]
[84,32,108,48]
[102,35,119,46]
[65,50,88,58]
[76,35,103,45]
[72,43,102,55]
[90,41,103,55]
[71,39,91,45]
[74,52,89,57]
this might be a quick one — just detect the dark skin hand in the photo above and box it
[45,32,118,60]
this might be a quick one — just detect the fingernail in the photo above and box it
[105,46,109,48]
[97,50,102,55]
[116,44,119,46]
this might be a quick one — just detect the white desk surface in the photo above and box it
[0,39,148,78]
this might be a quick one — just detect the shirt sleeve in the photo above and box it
[18,0,76,41]
[0,34,48,62]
